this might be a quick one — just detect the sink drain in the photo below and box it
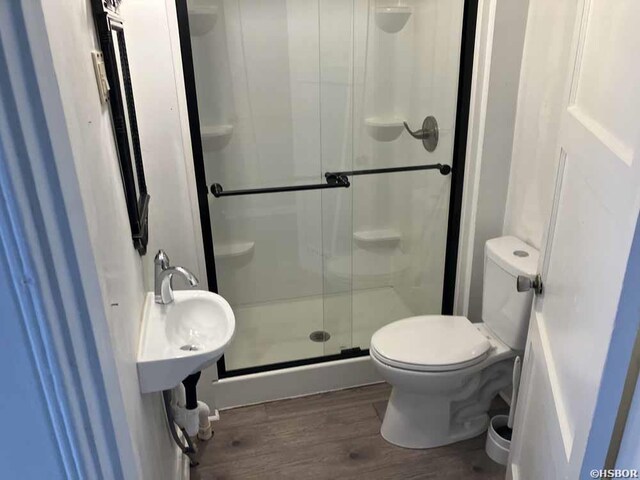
[309,330,331,343]
[180,344,200,351]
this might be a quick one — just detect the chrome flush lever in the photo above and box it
[516,274,544,295]
[403,115,439,152]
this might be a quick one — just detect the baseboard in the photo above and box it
[199,356,382,409]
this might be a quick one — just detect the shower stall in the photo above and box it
[176,0,474,377]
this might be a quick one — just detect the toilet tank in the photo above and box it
[482,236,539,350]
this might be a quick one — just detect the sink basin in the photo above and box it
[137,290,235,393]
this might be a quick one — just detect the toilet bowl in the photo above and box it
[371,317,514,448]
[370,236,538,449]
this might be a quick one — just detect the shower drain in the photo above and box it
[309,330,331,343]
[180,344,200,351]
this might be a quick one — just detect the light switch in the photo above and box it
[91,50,110,104]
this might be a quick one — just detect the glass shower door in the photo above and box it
[317,0,356,358]
[187,0,355,372]
[348,0,464,350]
[182,0,466,375]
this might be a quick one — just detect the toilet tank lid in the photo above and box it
[485,236,539,276]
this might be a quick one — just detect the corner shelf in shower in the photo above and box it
[201,124,233,150]
[354,229,402,248]
[375,6,412,34]
[188,5,219,36]
[364,117,405,142]
[327,249,409,286]
[214,241,255,260]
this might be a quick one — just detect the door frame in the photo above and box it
[175,0,478,378]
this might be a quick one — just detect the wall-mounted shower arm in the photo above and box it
[210,174,350,198]
[403,115,439,152]
[326,163,452,178]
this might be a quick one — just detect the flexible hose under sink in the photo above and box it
[162,390,198,467]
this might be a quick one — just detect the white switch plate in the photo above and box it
[91,50,110,104]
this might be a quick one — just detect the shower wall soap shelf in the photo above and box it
[188,5,218,36]
[354,229,402,248]
[202,124,233,138]
[201,124,233,150]
[375,6,412,33]
[215,241,255,260]
[365,117,405,142]
[327,250,409,282]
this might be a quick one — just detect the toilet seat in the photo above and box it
[370,315,492,372]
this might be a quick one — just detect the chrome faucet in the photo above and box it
[154,250,199,305]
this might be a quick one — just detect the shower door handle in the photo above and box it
[210,174,350,198]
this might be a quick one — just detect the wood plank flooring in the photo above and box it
[191,383,508,480]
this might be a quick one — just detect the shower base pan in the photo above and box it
[224,286,415,371]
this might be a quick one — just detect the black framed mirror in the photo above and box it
[91,0,150,255]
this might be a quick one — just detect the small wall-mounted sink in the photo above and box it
[137,290,235,394]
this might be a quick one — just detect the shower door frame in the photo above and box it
[175,0,479,378]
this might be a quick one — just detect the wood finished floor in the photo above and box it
[191,383,508,480]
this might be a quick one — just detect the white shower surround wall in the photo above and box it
[189,0,464,369]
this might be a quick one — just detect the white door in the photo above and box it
[507,1,640,479]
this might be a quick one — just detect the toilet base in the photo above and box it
[380,387,491,449]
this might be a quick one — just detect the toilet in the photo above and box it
[370,236,538,449]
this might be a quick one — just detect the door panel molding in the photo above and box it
[567,106,634,166]
[537,311,575,458]
[509,321,569,478]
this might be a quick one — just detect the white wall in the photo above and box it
[502,0,578,249]
[41,1,197,478]
[457,0,529,321]
[460,0,580,321]
[122,0,206,292]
